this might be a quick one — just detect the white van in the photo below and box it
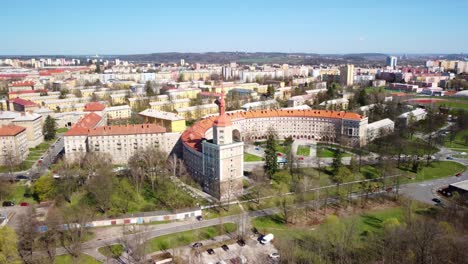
[261,233,274,244]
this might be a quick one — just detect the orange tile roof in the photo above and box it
[88,124,166,136]
[181,109,363,152]
[84,102,106,112]
[64,113,103,136]
[0,124,26,136]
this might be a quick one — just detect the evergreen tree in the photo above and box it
[145,81,155,96]
[43,115,56,140]
[331,148,343,174]
[264,130,278,179]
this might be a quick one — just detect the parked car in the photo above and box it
[237,239,246,247]
[15,175,28,180]
[261,233,274,244]
[20,202,29,207]
[298,157,304,160]
[192,242,203,248]
[221,244,229,251]
[432,198,442,204]
[196,215,203,221]
[446,156,454,160]
[456,172,462,177]
[269,252,280,259]
[207,248,215,255]
[2,201,14,207]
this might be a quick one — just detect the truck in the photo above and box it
[260,233,274,244]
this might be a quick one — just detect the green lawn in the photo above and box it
[296,145,311,156]
[203,204,243,219]
[55,254,101,264]
[244,152,263,162]
[144,223,236,253]
[415,161,465,181]
[317,147,352,158]
[56,127,69,133]
[6,183,36,204]
[401,161,466,182]
[436,100,468,110]
[98,244,124,258]
[445,129,468,150]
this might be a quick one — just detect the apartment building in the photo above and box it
[87,124,180,164]
[0,111,43,148]
[366,118,395,142]
[0,125,29,166]
[340,64,355,87]
[105,105,132,120]
[176,103,218,120]
[139,109,186,132]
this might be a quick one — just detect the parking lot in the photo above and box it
[194,235,278,264]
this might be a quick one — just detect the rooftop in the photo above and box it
[139,109,185,121]
[64,112,103,136]
[0,124,26,136]
[9,81,35,87]
[11,98,38,107]
[88,124,166,136]
[84,102,106,112]
[450,180,468,192]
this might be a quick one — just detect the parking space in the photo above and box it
[199,236,278,264]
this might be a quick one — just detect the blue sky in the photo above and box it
[1,0,467,55]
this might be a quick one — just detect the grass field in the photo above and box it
[401,161,465,182]
[317,146,352,158]
[6,183,36,204]
[98,244,124,258]
[144,223,236,254]
[56,127,69,133]
[436,100,468,110]
[244,152,264,162]
[296,145,311,156]
[445,129,468,150]
[55,254,101,264]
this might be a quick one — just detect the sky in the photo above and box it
[1,0,467,55]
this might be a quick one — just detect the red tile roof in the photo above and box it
[64,113,103,136]
[9,81,35,87]
[11,98,38,107]
[88,124,166,136]
[182,109,363,152]
[84,102,106,112]
[0,124,26,136]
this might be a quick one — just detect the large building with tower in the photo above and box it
[181,94,368,200]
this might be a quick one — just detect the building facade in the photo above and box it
[0,125,29,166]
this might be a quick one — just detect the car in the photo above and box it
[192,242,203,248]
[221,244,229,251]
[196,215,203,221]
[432,198,442,204]
[277,153,282,157]
[20,202,29,206]
[2,201,14,207]
[456,172,462,177]
[298,157,304,160]
[15,175,28,180]
[237,239,245,247]
[446,156,454,160]
[261,233,274,244]
[207,248,215,255]
[269,252,280,259]
[255,147,260,151]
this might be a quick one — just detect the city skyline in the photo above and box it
[2,0,467,55]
